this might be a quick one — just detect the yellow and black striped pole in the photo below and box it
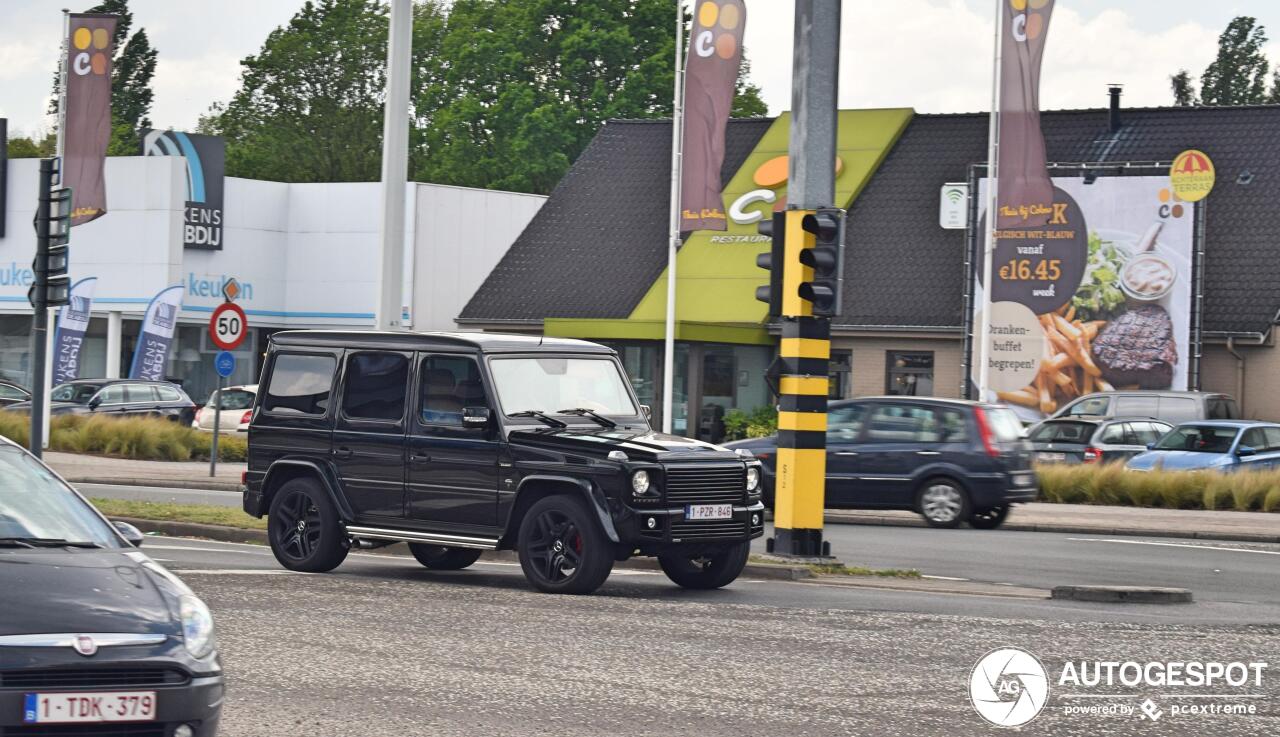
[769,208,833,558]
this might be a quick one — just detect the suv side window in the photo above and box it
[1159,397,1200,423]
[125,384,157,403]
[264,353,337,416]
[1067,396,1110,416]
[156,385,182,402]
[1135,422,1170,445]
[827,403,866,442]
[864,404,958,443]
[1114,395,1159,418]
[342,352,409,422]
[1240,428,1268,452]
[1264,427,1280,452]
[1098,423,1126,444]
[97,385,126,404]
[421,355,486,426]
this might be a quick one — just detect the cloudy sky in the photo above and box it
[3,0,1279,139]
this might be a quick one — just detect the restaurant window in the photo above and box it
[885,351,934,396]
[829,350,851,399]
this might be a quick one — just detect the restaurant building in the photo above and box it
[459,98,1280,441]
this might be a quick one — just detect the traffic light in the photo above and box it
[754,212,785,317]
[797,207,845,317]
[30,185,72,308]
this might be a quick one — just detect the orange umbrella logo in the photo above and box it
[1169,149,1215,202]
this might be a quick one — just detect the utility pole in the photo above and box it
[768,0,843,559]
[375,0,412,330]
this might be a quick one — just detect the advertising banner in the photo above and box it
[141,130,226,249]
[679,0,746,232]
[972,175,1195,420]
[52,277,97,384]
[996,0,1055,229]
[64,13,117,226]
[129,285,184,381]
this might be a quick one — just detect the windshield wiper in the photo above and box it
[0,537,103,549]
[507,410,567,428]
[557,408,617,429]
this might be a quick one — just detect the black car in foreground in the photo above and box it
[0,438,223,735]
[243,331,766,595]
[5,379,197,425]
[724,397,1037,529]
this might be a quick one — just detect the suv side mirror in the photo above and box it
[462,406,491,428]
[1146,443,1155,451]
[112,520,145,547]
[87,396,102,410]
[1237,445,1257,457]
[640,405,652,420]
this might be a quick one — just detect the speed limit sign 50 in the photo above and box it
[209,302,248,351]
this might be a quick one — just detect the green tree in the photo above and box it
[51,0,158,154]
[731,56,769,119]
[1270,69,1280,103]
[1198,16,1270,106]
[413,0,768,194]
[1170,69,1197,106]
[6,132,58,159]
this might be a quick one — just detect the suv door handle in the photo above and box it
[915,450,942,456]
[332,447,354,460]
[834,451,859,456]
[410,452,431,464]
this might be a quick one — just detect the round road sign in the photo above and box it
[209,302,248,351]
[214,350,236,378]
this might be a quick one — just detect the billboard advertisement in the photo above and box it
[971,175,1196,420]
[141,129,226,249]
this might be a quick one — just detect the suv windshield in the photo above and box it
[1154,425,1240,453]
[1029,421,1097,443]
[490,357,637,417]
[51,383,103,404]
[0,445,122,547]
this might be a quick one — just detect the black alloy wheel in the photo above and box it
[268,479,348,572]
[969,504,1010,530]
[409,544,483,570]
[517,495,613,595]
[658,540,751,590]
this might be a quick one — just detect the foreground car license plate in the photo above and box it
[1037,452,1065,462]
[685,504,733,521]
[24,691,157,724]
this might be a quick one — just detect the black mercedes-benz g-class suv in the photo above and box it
[242,331,765,594]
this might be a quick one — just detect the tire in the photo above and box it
[969,504,1010,530]
[409,544,483,570]
[517,495,614,595]
[267,478,348,572]
[658,540,750,590]
[917,478,970,529]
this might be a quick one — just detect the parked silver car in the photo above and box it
[192,384,257,433]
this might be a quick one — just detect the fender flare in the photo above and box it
[514,474,620,543]
[262,459,354,522]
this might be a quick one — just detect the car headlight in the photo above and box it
[631,470,651,495]
[180,594,216,659]
[746,466,761,492]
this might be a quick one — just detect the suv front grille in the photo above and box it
[0,668,188,690]
[670,519,747,541]
[663,465,745,504]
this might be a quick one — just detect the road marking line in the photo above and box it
[1067,537,1280,555]
[171,569,309,575]
[922,575,969,581]
[146,544,265,554]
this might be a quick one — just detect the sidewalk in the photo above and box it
[47,451,245,492]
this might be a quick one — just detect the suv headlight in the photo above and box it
[180,594,216,658]
[631,470,652,495]
[746,466,761,492]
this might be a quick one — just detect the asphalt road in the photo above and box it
[145,537,1278,737]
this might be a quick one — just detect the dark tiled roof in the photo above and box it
[841,105,1280,335]
[460,118,774,321]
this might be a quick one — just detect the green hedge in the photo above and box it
[1037,463,1280,512]
[0,412,246,462]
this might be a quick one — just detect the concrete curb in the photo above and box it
[819,513,1280,544]
[69,477,242,493]
[1051,585,1194,604]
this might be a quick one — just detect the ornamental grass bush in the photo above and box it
[0,413,246,462]
[1036,463,1280,512]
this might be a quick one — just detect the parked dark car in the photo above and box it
[5,379,197,425]
[1049,391,1238,425]
[0,381,31,408]
[723,397,1037,529]
[243,331,766,595]
[0,437,223,735]
[1028,417,1172,465]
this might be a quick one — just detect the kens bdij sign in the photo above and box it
[129,285,184,381]
[142,130,226,249]
[52,277,97,384]
[679,0,746,232]
[64,13,117,226]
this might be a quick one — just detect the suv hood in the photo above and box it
[0,549,180,636]
[508,428,741,462]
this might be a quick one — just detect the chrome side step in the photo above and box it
[344,525,499,550]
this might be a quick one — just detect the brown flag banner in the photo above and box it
[997,0,1054,229]
[64,13,117,227]
[680,0,746,232]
